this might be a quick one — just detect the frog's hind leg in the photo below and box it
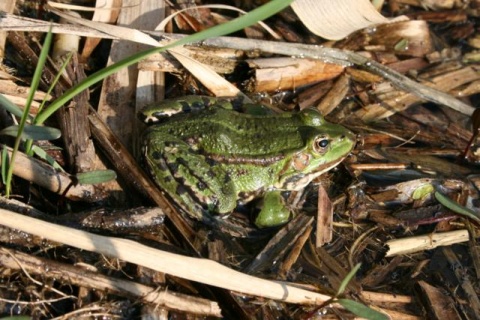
[140,95,245,121]
[143,131,237,222]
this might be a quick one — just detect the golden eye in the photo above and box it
[314,136,330,153]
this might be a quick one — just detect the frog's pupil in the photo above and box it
[318,139,329,148]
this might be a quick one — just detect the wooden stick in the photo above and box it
[0,247,221,316]
[0,147,97,202]
[385,230,469,256]
[0,208,331,305]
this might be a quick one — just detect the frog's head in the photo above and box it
[278,109,355,190]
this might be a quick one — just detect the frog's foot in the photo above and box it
[143,131,237,221]
[254,191,294,228]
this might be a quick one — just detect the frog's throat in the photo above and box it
[279,155,348,190]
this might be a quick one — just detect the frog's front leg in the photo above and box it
[254,191,294,228]
[143,129,237,221]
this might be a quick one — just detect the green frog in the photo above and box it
[140,96,355,228]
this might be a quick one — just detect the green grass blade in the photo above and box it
[24,48,72,155]
[5,29,53,196]
[1,125,61,140]
[435,191,480,222]
[31,145,65,172]
[75,170,117,185]
[37,52,73,115]
[0,93,30,119]
[337,299,389,320]
[337,263,361,296]
[34,0,293,125]
[168,0,293,46]
[1,147,9,185]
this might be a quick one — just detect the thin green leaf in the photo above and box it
[1,147,9,185]
[5,28,54,196]
[22,53,75,156]
[34,0,293,125]
[24,39,50,119]
[76,170,117,185]
[0,125,61,141]
[394,38,409,52]
[435,191,480,222]
[0,94,30,119]
[337,263,361,296]
[37,52,73,115]
[337,299,389,320]
[31,145,65,172]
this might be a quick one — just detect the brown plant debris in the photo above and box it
[0,0,479,319]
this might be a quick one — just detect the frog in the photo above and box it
[139,96,355,228]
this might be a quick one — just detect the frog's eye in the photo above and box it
[314,137,330,153]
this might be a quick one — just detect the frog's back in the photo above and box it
[147,107,310,157]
